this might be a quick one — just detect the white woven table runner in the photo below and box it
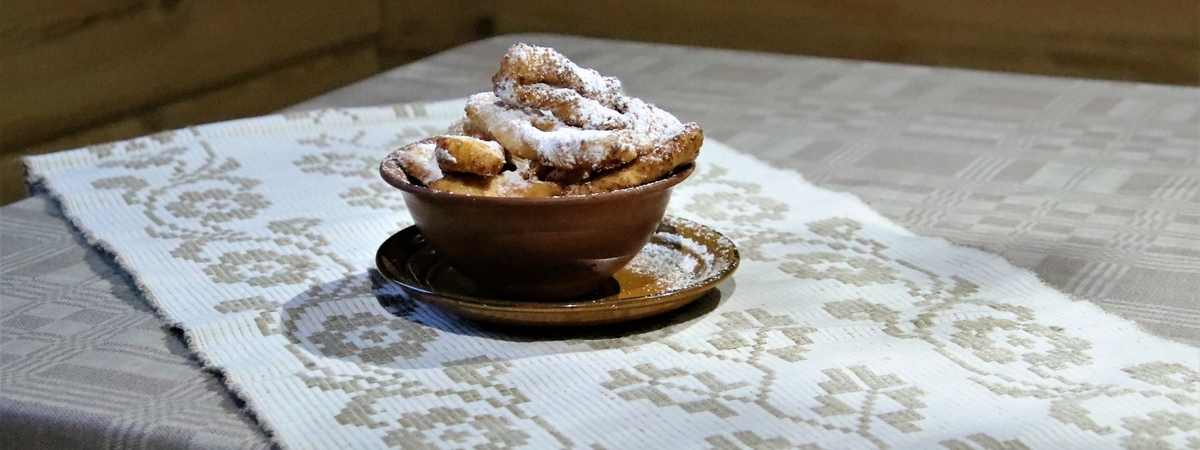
[26,100,1199,449]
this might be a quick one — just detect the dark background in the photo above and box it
[2,0,1197,205]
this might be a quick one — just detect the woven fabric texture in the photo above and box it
[300,35,1200,346]
[23,99,1199,449]
[0,197,271,449]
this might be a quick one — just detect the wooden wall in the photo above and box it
[3,0,1197,205]
[381,0,1199,85]
[0,0,382,204]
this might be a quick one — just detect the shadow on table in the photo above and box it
[278,270,734,370]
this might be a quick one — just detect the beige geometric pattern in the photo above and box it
[0,197,271,449]
[20,99,1199,449]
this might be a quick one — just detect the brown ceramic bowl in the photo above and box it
[379,157,694,300]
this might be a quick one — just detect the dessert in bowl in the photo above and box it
[379,43,703,299]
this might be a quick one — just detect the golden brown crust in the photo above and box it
[509,84,629,130]
[434,135,506,177]
[389,43,701,198]
[394,138,442,186]
[566,123,704,196]
[491,43,624,104]
[464,93,641,172]
[463,94,539,161]
[429,172,563,198]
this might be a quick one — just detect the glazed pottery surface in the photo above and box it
[375,216,739,326]
[381,157,695,299]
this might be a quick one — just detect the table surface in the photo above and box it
[3,34,1198,449]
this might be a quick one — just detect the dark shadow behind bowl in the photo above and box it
[380,157,694,300]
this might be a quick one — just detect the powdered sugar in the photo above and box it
[487,171,536,197]
[489,44,687,171]
[567,61,622,103]
[622,97,685,140]
[397,141,442,185]
[467,93,638,170]
[523,84,629,130]
[403,44,699,195]
[625,231,717,291]
[494,76,519,104]
[532,127,640,169]
[433,148,457,164]
[497,43,624,107]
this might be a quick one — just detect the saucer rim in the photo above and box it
[374,216,739,324]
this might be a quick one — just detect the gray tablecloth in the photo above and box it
[3,34,1197,449]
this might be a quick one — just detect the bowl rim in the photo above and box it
[379,156,695,205]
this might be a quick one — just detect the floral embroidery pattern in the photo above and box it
[288,344,572,448]
[91,144,353,288]
[292,126,442,213]
[41,104,1197,449]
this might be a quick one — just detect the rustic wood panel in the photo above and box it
[0,118,149,206]
[377,0,1199,85]
[1,44,379,206]
[378,0,494,67]
[0,0,144,50]
[5,0,1196,206]
[148,44,378,130]
[0,0,379,153]
[489,0,1198,84]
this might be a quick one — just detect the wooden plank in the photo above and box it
[19,117,150,156]
[487,0,1198,85]
[0,0,379,152]
[149,44,379,130]
[0,117,149,206]
[1,44,379,206]
[0,0,144,51]
[1,156,32,206]
[491,0,1197,45]
[379,0,494,65]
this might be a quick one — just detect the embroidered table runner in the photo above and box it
[25,100,1199,449]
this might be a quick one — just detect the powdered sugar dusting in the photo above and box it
[569,60,621,102]
[468,93,638,170]
[625,231,717,291]
[488,171,536,197]
[400,44,700,195]
[623,97,684,140]
[434,148,457,164]
[398,141,442,185]
[532,127,639,169]
[498,43,624,106]
[488,44,688,171]
[494,76,518,104]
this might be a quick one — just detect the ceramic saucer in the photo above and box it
[375,216,739,326]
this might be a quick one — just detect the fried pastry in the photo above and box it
[465,92,642,171]
[394,139,442,186]
[386,43,703,197]
[429,172,563,198]
[434,135,505,177]
[568,122,704,195]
